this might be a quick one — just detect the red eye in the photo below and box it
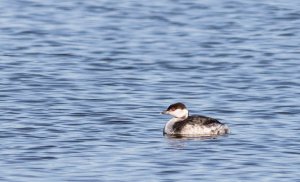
[171,108,176,111]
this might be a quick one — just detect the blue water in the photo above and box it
[1,0,300,181]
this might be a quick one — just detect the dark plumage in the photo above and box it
[172,115,222,133]
[167,102,186,111]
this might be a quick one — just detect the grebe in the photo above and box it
[161,102,229,136]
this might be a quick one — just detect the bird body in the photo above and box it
[162,103,229,136]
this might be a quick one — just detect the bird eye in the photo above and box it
[171,108,176,111]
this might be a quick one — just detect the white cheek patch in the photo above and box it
[169,109,188,118]
[173,109,184,118]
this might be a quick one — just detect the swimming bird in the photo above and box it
[161,102,229,136]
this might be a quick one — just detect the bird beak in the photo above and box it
[161,110,168,114]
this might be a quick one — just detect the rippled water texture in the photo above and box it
[1,0,300,181]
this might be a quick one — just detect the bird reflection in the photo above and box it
[164,134,220,149]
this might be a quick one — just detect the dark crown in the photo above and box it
[167,102,187,111]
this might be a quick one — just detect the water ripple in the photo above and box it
[0,0,300,181]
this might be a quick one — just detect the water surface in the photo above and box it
[1,0,300,181]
